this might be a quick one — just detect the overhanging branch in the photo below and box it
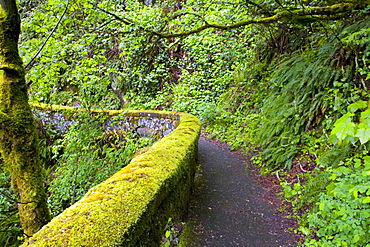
[25,0,69,72]
[141,2,360,38]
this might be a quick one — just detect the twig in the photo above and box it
[299,164,308,173]
[25,0,69,74]
[94,5,133,25]
[276,171,281,181]
[0,189,37,204]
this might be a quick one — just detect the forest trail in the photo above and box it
[181,137,296,247]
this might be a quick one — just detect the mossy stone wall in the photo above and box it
[21,103,201,247]
[32,103,180,136]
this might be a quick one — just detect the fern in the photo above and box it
[256,36,357,170]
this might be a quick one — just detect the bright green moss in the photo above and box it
[1,7,51,235]
[22,106,200,247]
[30,102,181,123]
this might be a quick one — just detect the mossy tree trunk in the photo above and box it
[0,0,50,237]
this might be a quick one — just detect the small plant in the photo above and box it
[162,218,183,247]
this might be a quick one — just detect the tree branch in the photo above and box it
[0,190,17,203]
[25,0,69,72]
[94,5,134,25]
[142,2,360,38]
[272,0,286,10]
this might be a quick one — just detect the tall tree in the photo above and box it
[0,0,50,237]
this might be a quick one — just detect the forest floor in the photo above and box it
[179,136,302,247]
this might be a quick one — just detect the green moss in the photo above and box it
[30,102,181,122]
[1,4,51,236]
[178,221,200,247]
[21,106,201,247]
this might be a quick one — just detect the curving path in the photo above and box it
[181,137,296,247]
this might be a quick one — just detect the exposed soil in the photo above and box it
[180,136,302,246]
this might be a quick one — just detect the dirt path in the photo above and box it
[180,137,297,247]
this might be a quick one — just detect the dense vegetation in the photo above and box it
[0,0,369,246]
[0,109,156,245]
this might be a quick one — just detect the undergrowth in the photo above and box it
[0,112,157,246]
[0,167,22,247]
[48,112,156,216]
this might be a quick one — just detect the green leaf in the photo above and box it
[352,190,358,198]
[165,230,171,239]
[353,234,360,243]
[319,202,325,211]
[355,128,370,144]
[331,112,356,143]
[361,108,370,120]
[363,170,370,176]
[364,156,370,165]
[347,100,367,112]
[298,226,310,236]
[362,211,370,218]
[335,166,353,175]
[354,158,362,168]
[362,197,370,203]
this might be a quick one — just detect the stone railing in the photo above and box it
[33,103,180,136]
[21,103,201,247]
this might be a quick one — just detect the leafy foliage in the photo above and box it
[256,42,347,169]
[305,155,370,246]
[47,113,153,216]
[1,111,156,246]
[331,100,370,145]
[252,16,370,170]
[21,0,127,108]
[279,100,370,246]
[0,168,22,247]
[2,0,369,245]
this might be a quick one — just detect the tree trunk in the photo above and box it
[0,0,50,237]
